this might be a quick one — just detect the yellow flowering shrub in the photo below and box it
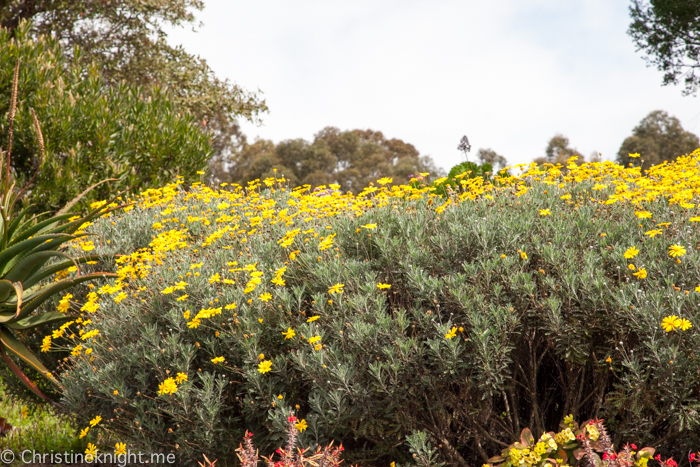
[48,151,700,465]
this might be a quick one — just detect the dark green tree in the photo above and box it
[0,0,267,162]
[617,110,699,170]
[628,0,700,95]
[219,127,445,193]
[0,21,212,213]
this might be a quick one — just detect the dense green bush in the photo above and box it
[44,154,700,466]
[0,21,212,215]
[429,160,503,197]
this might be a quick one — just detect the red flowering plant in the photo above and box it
[484,416,660,467]
[199,413,354,467]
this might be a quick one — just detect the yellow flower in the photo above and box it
[158,377,178,395]
[259,353,265,360]
[81,329,100,340]
[113,390,119,395]
[79,427,89,439]
[278,394,284,399]
[444,327,457,339]
[629,153,640,158]
[175,372,188,384]
[41,335,52,353]
[308,336,322,345]
[115,443,127,456]
[295,419,308,432]
[668,244,686,257]
[307,316,320,322]
[328,283,345,294]
[635,210,652,218]
[258,360,272,374]
[258,293,272,302]
[628,264,635,270]
[211,356,225,364]
[176,294,189,301]
[560,194,571,200]
[633,268,647,279]
[679,318,692,331]
[587,425,599,441]
[85,443,98,462]
[318,233,336,251]
[377,283,391,289]
[539,209,551,216]
[361,223,377,229]
[624,246,639,259]
[644,229,662,237]
[519,250,528,260]
[282,327,296,339]
[90,416,102,427]
[661,315,681,332]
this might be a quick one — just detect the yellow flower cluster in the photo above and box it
[661,315,692,332]
[57,293,73,313]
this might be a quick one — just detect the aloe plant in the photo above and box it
[0,59,118,403]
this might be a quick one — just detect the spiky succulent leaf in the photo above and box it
[5,312,74,330]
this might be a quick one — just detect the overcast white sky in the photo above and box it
[166,1,700,172]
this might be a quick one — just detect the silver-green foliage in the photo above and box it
[59,182,700,465]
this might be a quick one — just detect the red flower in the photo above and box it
[603,454,609,460]
[668,459,677,467]
[631,444,637,450]
[287,416,297,423]
[690,454,696,462]
[656,455,662,461]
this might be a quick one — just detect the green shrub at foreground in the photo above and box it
[42,155,700,466]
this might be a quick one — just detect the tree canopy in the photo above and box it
[0,0,268,159]
[475,148,508,171]
[0,21,212,214]
[532,134,586,166]
[215,127,445,192]
[628,0,700,95]
[617,110,699,169]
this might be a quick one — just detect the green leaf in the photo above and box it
[0,234,75,275]
[0,281,23,321]
[9,213,75,246]
[0,279,17,303]
[22,254,104,290]
[6,312,74,330]
[5,205,35,241]
[2,272,116,323]
[4,251,77,284]
[0,327,53,381]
